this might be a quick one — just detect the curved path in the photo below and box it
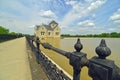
[0,37,32,80]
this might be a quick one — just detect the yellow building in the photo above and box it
[34,21,61,39]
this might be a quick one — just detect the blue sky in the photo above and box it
[0,0,120,35]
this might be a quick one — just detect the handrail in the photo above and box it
[26,36,120,80]
[26,36,71,80]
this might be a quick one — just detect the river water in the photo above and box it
[40,38,120,80]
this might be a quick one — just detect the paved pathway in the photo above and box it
[0,37,32,80]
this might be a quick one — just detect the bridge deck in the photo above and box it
[0,37,49,80]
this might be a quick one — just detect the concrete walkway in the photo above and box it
[0,37,32,80]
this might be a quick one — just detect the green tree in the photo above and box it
[0,26,9,34]
[110,32,118,37]
[10,32,17,35]
[100,33,109,37]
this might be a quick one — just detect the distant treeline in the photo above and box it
[0,26,30,36]
[61,32,120,38]
[0,26,30,42]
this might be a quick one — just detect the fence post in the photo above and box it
[35,37,41,64]
[41,38,89,80]
[88,39,120,80]
[68,39,88,80]
[30,37,34,51]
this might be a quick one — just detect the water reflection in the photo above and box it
[40,38,120,80]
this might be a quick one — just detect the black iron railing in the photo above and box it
[26,36,120,80]
[26,36,71,80]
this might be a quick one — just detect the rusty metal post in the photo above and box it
[88,39,120,80]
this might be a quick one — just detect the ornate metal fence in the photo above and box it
[26,36,120,80]
[26,36,71,80]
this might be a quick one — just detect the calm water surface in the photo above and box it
[40,38,120,80]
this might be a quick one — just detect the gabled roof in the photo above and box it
[35,21,59,31]
[35,24,53,31]
[43,24,53,30]
[36,25,40,27]
[53,25,60,30]
[49,20,58,25]
[35,25,40,30]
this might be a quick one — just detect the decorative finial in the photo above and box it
[95,39,111,59]
[74,38,83,52]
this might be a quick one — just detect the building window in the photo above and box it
[41,32,45,35]
[48,32,51,35]
[56,32,59,35]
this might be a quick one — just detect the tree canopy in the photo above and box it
[0,26,9,34]
[0,26,30,36]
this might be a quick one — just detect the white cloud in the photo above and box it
[109,28,116,31]
[61,25,106,35]
[68,29,75,32]
[65,0,77,6]
[39,10,57,19]
[40,0,51,1]
[0,0,111,35]
[0,2,57,34]
[114,20,120,24]
[92,14,96,17]
[60,0,107,27]
[2,0,32,16]
[78,20,96,27]
[110,8,120,24]
[60,19,106,35]
[85,0,94,3]
[29,25,36,28]
[108,27,120,32]
[107,8,120,33]
[87,0,104,11]
[110,14,120,20]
